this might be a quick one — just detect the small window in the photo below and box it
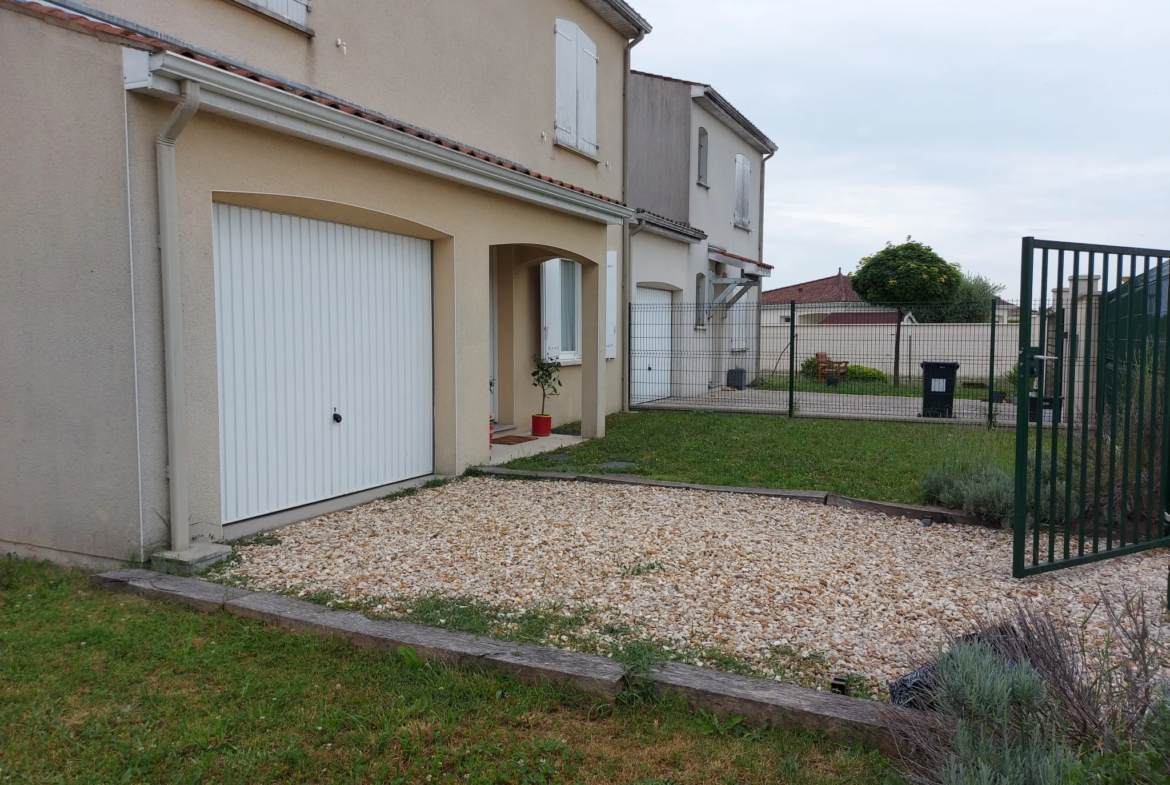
[541,259,582,362]
[229,0,310,29]
[697,128,709,186]
[560,259,581,358]
[555,19,598,158]
[694,273,707,327]
[734,154,751,229]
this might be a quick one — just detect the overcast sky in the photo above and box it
[628,0,1170,299]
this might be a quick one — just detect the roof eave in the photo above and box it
[580,0,651,38]
[690,86,776,155]
[633,212,706,244]
[124,49,633,225]
[708,248,771,278]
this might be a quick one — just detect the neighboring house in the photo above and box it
[759,270,897,325]
[0,0,651,567]
[625,71,777,403]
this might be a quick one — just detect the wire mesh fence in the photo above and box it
[629,298,1023,427]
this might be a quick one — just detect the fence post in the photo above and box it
[788,299,796,417]
[988,297,998,428]
[893,307,904,387]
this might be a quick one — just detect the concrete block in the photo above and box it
[151,542,234,575]
[90,570,251,612]
[485,643,626,697]
[648,661,899,754]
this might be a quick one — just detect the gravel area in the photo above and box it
[224,477,1168,687]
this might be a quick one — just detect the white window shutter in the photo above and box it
[734,155,751,228]
[605,250,618,359]
[554,19,577,149]
[576,31,598,158]
[541,260,562,360]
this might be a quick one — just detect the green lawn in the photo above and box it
[0,557,892,784]
[508,412,1015,505]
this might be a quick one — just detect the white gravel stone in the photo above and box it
[224,477,1169,687]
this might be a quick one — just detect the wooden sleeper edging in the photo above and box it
[91,569,903,754]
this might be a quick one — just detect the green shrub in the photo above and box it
[847,364,887,382]
[923,462,1014,525]
[898,641,1079,785]
[799,356,821,379]
[798,357,886,382]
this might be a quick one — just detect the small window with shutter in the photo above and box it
[554,19,598,159]
[734,154,751,229]
[697,128,709,186]
[227,0,310,30]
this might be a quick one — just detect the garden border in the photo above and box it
[476,466,999,528]
[92,569,908,755]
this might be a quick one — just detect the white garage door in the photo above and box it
[213,204,433,523]
[631,286,672,404]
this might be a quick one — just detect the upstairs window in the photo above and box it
[230,0,311,30]
[696,128,709,186]
[555,19,598,158]
[734,154,751,229]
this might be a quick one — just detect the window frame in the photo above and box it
[554,18,599,160]
[696,127,709,187]
[733,153,751,230]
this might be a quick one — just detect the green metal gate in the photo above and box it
[1014,238,1170,580]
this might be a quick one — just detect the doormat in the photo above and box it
[492,435,538,446]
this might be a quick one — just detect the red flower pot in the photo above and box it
[531,414,552,437]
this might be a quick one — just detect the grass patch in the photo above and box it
[506,411,1015,505]
[257,588,872,699]
[0,557,892,783]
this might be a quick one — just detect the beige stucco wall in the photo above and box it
[158,104,614,536]
[84,0,628,201]
[689,102,763,261]
[1,6,623,561]
[0,9,145,562]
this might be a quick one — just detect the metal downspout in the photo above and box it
[156,80,201,552]
[620,31,645,412]
[755,150,774,385]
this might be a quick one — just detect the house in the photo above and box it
[624,71,777,403]
[759,269,904,325]
[0,0,651,568]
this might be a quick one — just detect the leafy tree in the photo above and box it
[944,274,1006,323]
[852,238,962,316]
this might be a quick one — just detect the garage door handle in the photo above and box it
[333,410,343,424]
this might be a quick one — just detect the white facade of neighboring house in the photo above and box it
[625,71,777,403]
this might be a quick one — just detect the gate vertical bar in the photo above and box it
[1147,256,1164,544]
[1078,252,1096,560]
[1091,255,1112,557]
[1134,256,1151,545]
[1014,237,1035,578]
[1063,254,1080,560]
[1160,257,1170,542]
[1106,253,1125,553]
[788,299,796,418]
[1048,251,1065,563]
[988,297,997,429]
[1033,248,1050,566]
[1119,253,1139,549]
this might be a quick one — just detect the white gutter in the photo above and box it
[620,28,646,412]
[123,49,633,226]
[155,77,201,552]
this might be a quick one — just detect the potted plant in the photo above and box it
[530,354,561,437]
